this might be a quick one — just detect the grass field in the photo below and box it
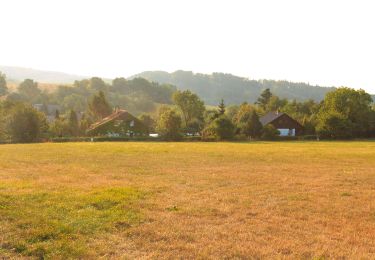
[1,141,375,259]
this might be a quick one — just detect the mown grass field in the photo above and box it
[1,141,375,259]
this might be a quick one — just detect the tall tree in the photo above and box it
[210,116,235,140]
[234,103,262,138]
[138,113,155,132]
[172,90,205,129]
[6,104,48,143]
[256,88,272,110]
[88,91,112,120]
[218,99,226,115]
[317,87,373,138]
[0,72,8,96]
[89,77,107,91]
[18,79,41,101]
[156,108,182,140]
[68,110,79,136]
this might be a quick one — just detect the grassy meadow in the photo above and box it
[1,141,375,258]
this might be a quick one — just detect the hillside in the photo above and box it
[1,66,373,105]
[0,66,86,84]
[133,71,337,105]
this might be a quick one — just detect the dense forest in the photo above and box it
[133,70,341,105]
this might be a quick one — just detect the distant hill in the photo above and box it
[0,66,86,84]
[132,71,337,105]
[1,66,373,104]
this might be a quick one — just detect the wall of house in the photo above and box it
[270,114,303,136]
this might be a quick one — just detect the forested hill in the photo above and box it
[132,70,337,105]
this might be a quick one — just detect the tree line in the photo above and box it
[0,71,374,143]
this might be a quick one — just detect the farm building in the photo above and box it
[87,108,148,136]
[260,111,303,136]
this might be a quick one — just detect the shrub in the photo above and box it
[261,125,280,140]
[210,116,235,140]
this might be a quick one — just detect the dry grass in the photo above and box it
[1,141,375,258]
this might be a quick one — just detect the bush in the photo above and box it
[211,116,235,140]
[261,125,280,140]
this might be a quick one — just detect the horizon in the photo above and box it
[1,0,375,93]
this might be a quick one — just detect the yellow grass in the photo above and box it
[1,141,375,258]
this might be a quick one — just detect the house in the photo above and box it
[86,108,148,136]
[260,111,303,136]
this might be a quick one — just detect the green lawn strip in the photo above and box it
[0,186,145,258]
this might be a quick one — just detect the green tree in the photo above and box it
[139,113,155,132]
[0,72,8,96]
[234,103,263,138]
[241,110,263,138]
[62,94,87,113]
[317,88,373,138]
[6,104,48,143]
[89,77,107,91]
[79,113,91,135]
[68,110,79,136]
[88,91,112,120]
[218,99,225,115]
[172,90,205,129]
[211,116,235,140]
[316,111,353,139]
[156,108,182,140]
[256,88,272,110]
[18,79,41,101]
[261,125,280,140]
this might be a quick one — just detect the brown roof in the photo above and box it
[87,109,128,132]
[259,111,285,126]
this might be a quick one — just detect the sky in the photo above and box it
[1,0,375,93]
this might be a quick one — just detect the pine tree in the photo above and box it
[68,110,79,136]
[218,99,226,115]
[55,109,60,120]
[88,91,112,120]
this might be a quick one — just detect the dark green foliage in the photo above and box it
[6,103,48,143]
[0,71,8,96]
[88,91,112,120]
[173,90,205,131]
[68,110,79,136]
[256,88,272,110]
[18,79,41,102]
[233,103,262,138]
[89,77,107,91]
[261,125,280,140]
[317,88,373,138]
[156,108,182,140]
[242,112,262,138]
[138,114,155,132]
[218,99,225,115]
[210,116,235,140]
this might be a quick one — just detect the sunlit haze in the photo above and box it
[1,0,375,92]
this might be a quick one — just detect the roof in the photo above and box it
[259,111,285,126]
[87,109,128,132]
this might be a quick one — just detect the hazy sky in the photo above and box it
[1,0,375,92]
